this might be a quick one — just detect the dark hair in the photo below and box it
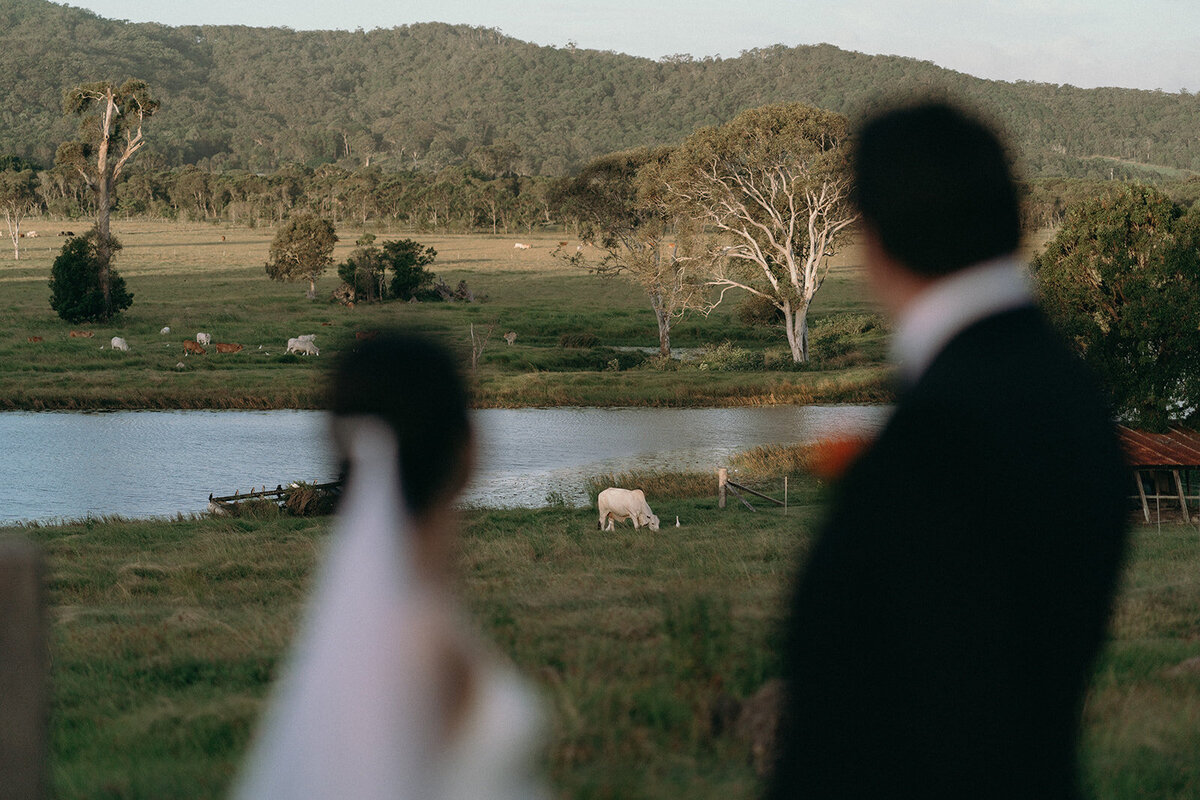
[330,331,471,518]
[852,101,1021,276]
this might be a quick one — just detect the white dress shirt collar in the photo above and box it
[890,255,1034,386]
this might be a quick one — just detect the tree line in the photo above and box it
[3,0,1200,180]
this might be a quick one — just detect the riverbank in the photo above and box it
[7,490,1199,799]
[0,221,892,410]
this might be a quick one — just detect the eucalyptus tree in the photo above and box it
[658,103,858,363]
[553,146,706,357]
[265,214,338,299]
[55,79,158,316]
[1033,185,1200,429]
[0,168,38,259]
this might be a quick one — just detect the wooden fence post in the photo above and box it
[718,468,728,509]
[0,538,48,800]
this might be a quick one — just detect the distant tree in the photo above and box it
[337,233,386,303]
[1033,185,1200,430]
[265,214,338,298]
[658,103,857,364]
[552,146,706,356]
[384,239,438,300]
[49,231,133,323]
[0,169,39,259]
[336,235,438,302]
[55,79,158,316]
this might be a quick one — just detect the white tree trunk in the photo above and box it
[781,300,811,363]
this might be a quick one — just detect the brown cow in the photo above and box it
[69,330,94,338]
[27,336,43,343]
[183,340,206,356]
[215,342,243,354]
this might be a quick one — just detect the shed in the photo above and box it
[1117,426,1200,523]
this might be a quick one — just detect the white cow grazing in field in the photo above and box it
[597,488,660,532]
[196,332,212,346]
[110,336,129,351]
[287,337,319,356]
[25,230,37,238]
[513,242,531,250]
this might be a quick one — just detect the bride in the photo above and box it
[233,333,546,800]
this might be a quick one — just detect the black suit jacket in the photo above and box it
[768,306,1128,799]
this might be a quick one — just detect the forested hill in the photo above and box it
[3,0,1199,178]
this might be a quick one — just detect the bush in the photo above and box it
[48,232,133,323]
[808,313,885,365]
[282,482,340,516]
[696,341,762,371]
[737,293,783,327]
[385,239,438,300]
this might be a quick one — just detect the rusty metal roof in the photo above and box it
[1118,426,1200,468]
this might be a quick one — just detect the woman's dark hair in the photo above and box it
[330,331,471,518]
[852,101,1021,276]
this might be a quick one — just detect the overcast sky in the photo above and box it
[70,0,1198,92]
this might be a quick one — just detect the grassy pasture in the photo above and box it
[7,468,1199,799]
[0,220,892,409]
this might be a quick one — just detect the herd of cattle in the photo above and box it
[26,328,331,356]
[27,328,394,360]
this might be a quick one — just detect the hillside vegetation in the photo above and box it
[3,0,1200,180]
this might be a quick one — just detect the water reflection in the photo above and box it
[0,406,888,524]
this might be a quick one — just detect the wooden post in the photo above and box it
[784,476,788,515]
[718,468,728,509]
[1134,471,1151,524]
[1173,469,1190,523]
[0,538,48,800]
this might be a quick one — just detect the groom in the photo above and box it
[767,103,1129,799]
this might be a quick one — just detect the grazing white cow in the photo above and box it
[513,242,531,250]
[597,488,660,532]
[196,332,212,346]
[110,336,129,352]
[25,230,38,238]
[287,338,319,356]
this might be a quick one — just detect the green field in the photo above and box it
[0,220,899,409]
[7,461,1199,799]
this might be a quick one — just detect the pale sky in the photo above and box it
[70,0,1199,92]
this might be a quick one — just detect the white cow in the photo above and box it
[25,230,38,238]
[110,336,129,351]
[287,337,319,356]
[513,242,531,250]
[597,488,660,532]
[196,332,212,346]
[160,326,171,335]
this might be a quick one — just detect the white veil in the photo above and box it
[232,415,438,800]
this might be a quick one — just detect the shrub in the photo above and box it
[808,313,885,364]
[696,341,762,371]
[385,239,438,300]
[736,293,783,327]
[48,232,133,323]
[282,482,340,517]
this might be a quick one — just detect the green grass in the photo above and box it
[6,487,1199,798]
[0,220,892,409]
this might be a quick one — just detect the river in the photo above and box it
[0,406,889,525]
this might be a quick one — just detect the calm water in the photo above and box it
[0,406,889,524]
